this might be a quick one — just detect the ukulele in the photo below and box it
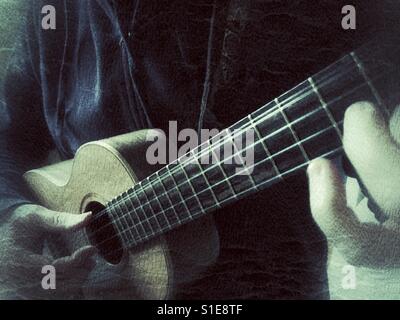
[24,36,400,299]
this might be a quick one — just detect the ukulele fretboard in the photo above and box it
[105,38,400,248]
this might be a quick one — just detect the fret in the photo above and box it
[250,100,277,122]
[124,193,148,240]
[315,57,379,128]
[119,195,140,243]
[301,124,342,160]
[198,141,237,202]
[350,52,387,114]
[209,140,237,199]
[111,203,130,243]
[178,162,206,214]
[247,114,282,182]
[274,98,309,162]
[222,129,258,192]
[230,116,251,131]
[138,186,162,235]
[114,203,129,236]
[265,129,297,161]
[187,154,221,209]
[255,146,343,192]
[107,206,130,245]
[130,207,148,241]
[202,164,235,202]
[291,107,333,141]
[367,69,400,115]
[192,171,219,209]
[248,115,281,177]
[142,179,165,231]
[349,46,400,115]
[249,138,281,185]
[142,198,161,234]
[252,110,287,152]
[272,142,306,174]
[166,165,193,221]
[276,79,335,141]
[156,171,181,226]
[308,77,343,141]
[278,80,323,123]
[226,129,257,190]
[145,174,171,230]
[131,189,156,237]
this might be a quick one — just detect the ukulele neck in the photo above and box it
[107,38,400,249]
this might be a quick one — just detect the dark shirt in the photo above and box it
[0,0,392,298]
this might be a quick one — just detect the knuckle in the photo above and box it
[52,213,65,229]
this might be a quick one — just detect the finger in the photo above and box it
[53,245,97,274]
[308,158,400,267]
[32,209,92,233]
[343,101,400,214]
[308,158,359,237]
[308,158,371,266]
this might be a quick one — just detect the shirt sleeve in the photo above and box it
[0,4,53,217]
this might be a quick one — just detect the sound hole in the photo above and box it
[85,201,123,265]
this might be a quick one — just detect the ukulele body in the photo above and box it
[23,130,220,299]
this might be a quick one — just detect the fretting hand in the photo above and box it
[308,101,400,299]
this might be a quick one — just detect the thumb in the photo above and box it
[32,208,92,233]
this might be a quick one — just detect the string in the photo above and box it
[79,53,359,234]
[118,146,344,244]
[102,51,389,223]
[78,65,387,250]
[76,53,388,248]
[84,67,383,243]
[94,125,344,249]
